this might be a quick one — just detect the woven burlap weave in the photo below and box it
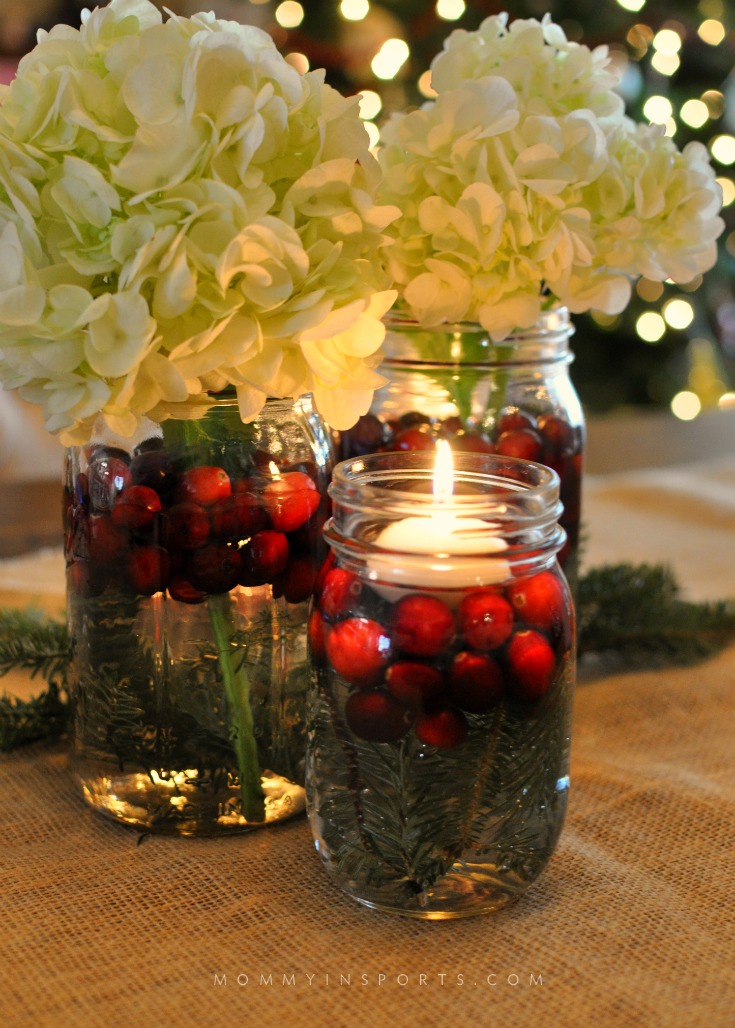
[2,457,734,1027]
[2,640,733,1027]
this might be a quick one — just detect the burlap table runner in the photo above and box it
[1,457,734,1026]
[2,645,733,1027]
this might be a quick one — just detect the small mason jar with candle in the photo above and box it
[306,443,575,918]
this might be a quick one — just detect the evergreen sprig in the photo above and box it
[0,608,70,751]
[577,563,735,667]
[1,562,735,753]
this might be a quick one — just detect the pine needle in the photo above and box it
[577,563,735,667]
[2,563,735,752]
[0,608,70,752]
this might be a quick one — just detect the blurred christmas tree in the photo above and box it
[11,0,735,415]
[221,0,735,416]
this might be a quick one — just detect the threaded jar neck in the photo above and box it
[382,308,573,367]
[326,451,565,583]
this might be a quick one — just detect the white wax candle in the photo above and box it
[368,441,510,598]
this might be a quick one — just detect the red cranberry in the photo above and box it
[125,544,170,596]
[262,471,320,533]
[495,407,537,434]
[87,514,129,565]
[398,411,432,428]
[74,471,89,508]
[241,530,289,584]
[167,575,207,605]
[67,557,107,598]
[308,609,329,664]
[339,414,387,459]
[87,453,131,512]
[415,708,467,749]
[162,502,211,551]
[452,431,496,454]
[318,566,363,621]
[210,493,267,542]
[392,426,436,452]
[495,428,543,462]
[275,555,317,604]
[439,415,464,437]
[507,570,569,635]
[252,448,283,470]
[111,484,162,533]
[393,594,455,658]
[506,629,556,701]
[187,543,242,594]
[457,589,514,651]
[129,449,176,501]
[449,651,504,713]
[345,691,412,744]
[537,413,577,458]
[175,465,231,507]
[314,550,336,594]
[385,662,445,710]
[325,617,392,687]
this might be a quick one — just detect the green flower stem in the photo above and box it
[207,591,265,823]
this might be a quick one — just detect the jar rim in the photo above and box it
[327,451,566,571]
[330,450,560,517]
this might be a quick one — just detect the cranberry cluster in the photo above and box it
[310,562,572,749]
[65,442,327,603]
[339,407,582,567]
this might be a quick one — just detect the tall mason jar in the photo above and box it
[65,394,332,835]
[307,449,575,918]
[338,308,584,589]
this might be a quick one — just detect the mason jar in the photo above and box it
[338,308,584,589]
[306,448,575,918]
[65,394,332,834]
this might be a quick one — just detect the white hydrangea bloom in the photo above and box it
[0,0,397,439]
[379,13,723,337]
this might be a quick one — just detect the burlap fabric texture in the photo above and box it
[2,640,733,1028]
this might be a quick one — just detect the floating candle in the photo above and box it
[369,441,509,597]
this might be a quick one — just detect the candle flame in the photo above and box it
[433,439,454,501]
[268,461,281,480]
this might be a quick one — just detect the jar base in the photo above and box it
[74,761,305,836]
[328,863,535,920]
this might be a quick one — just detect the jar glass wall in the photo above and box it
[338,309,584,590]
[65,394,331,835]
[307,450,575,918]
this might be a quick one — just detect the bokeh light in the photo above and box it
[698,19,726,45]
[663,299,695,330]
[339,0,370,21]
[436,0,466,20]
[285,52,309,73]
[716,178,735,207]
[680,99,709,129]
[670,391,701,420]
[651,51,679,76]
[636,312,667,342]
[652,29,682,54]
[643,95,673,124]
[710,135,735,166]
[418,70,437,99]
[275,2,304,29]
[372,39,410,80]
[358,89,382,120]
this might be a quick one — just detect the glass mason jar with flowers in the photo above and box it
[340,13,724,589]
[0,0,397,833]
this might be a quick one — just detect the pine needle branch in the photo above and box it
[577,563,735,667]
[2,562,735,753]
[0,608,71,752]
